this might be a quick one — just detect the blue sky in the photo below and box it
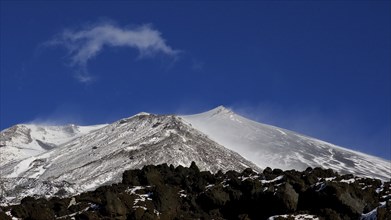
[1,1,390,160]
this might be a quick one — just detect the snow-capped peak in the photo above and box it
[181,107,391,181]
[205,105,234,117]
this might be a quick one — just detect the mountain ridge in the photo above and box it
[0,123,107,166]
[0,113,259,205]
[181,106,390,181]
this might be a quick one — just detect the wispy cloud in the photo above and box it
[26,103,85,126]
[191,59,205,72]
[46,21,179,83]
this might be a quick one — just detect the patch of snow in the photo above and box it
[125,146,141,151]
[6,157,36,178]
[260,175,284,184]
[376,184,384,194]
[205,184,214,189]
[340,178,356,184]
[268,214,320,220]
[178,189,187,197]
[89,203,99,210]
[275,129,287,135]
[127,186,152,205]
[5,211,20,220]
[179,193,187,198]
[57,206,89,219]
[324,177,336,181]
[133,194,151,205]
[67,198,76,208]
[126,186,145,194]
[154,209,161,216]
[240,175,259,181]
[316,183,326,192]
[133,205,147,210]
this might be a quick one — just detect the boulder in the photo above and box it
[275,183,299,212]
[198,185,230,210]
[103,191,126,219]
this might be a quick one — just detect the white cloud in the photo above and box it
[47,22,179,83]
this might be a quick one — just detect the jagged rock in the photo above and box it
[1,163,389,220]
[103,191,127,219]
[241,168,254,177]
[303,167,338,185]
[275,183,299,212]
[299,180,380,219]
[76,211,102,219]
[377,201,391,220]
[11,197,55,220]
[49,197,71,217]
[0,211,11,220]
[263,167,273,174]
[318,208,342,220]
[272,168,284,176]
[190,161,200,173]
[10,205,28,219]
[122,169,142,185]
[284,170,307,192]
[198,185,230,210]
[140,165,165,186]
[153,184,180,219]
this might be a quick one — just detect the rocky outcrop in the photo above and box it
[1,162,390,220]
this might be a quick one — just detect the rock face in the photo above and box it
[1,163,390,220]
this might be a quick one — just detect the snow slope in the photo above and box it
[181,106,391,181]
[0,124,107,166]
[0,113,259,204]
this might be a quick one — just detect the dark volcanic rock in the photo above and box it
[10,197,55,220]
[377,200,391,220]
[198,185,230,210]
[275,183,299,212]
[103,190,127,218]
[1,162,389,220]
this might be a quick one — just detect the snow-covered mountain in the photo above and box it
[181,106,391,181]
[0,123,107,166]
[0,113,259,204]
[1,106,390,205]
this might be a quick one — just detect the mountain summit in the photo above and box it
[181,106,390,181]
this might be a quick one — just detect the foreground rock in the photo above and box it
[1,162,390,220]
